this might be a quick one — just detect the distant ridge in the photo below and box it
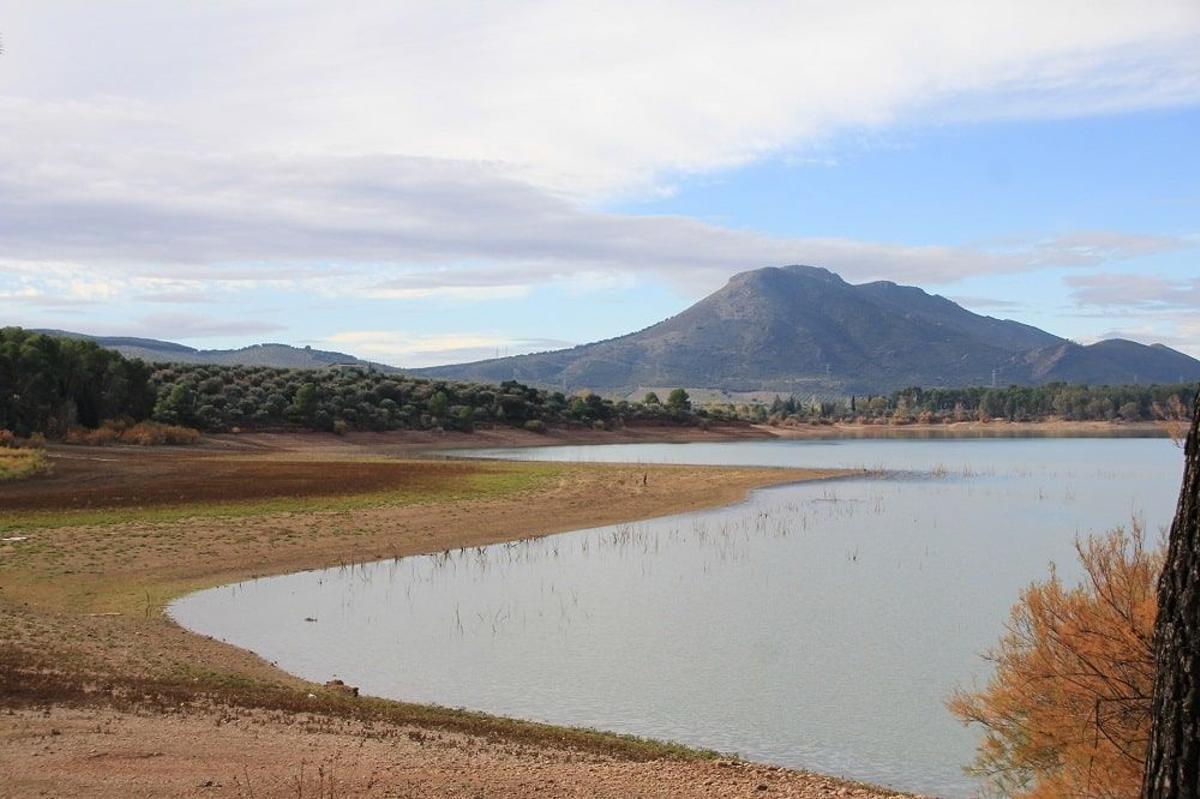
[33,330,398,372]
[412,265,1200,394]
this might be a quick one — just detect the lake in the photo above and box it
[170,437,1183,797]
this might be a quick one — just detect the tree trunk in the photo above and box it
[1143,389,1200,798]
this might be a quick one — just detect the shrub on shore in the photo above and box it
[63,420,201,446]
[0,446,51,481]
[949,522,1159,798]
[0,429,46,450]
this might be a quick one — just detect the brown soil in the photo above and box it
[0,437,913,798]
[0,706,909,798]
[199,420,777,456]
[194,417,1168,459]
[0,447,481,511]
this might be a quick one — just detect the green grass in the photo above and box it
[0,463,562,532]
[0,449,51,482]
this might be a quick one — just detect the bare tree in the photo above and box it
[1143,388,1200,798]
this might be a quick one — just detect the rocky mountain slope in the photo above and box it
[413,265,1200,394]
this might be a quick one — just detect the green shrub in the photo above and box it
[666,388,691,411]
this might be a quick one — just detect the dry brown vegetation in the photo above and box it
[949,522,1161,799]
[0,448,51,481]
[62,419,201,446]
[0,430,51,481]
[1153,394,1192,445]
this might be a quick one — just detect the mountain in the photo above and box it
[413,265,1200,394]
[34,330,397,372]
[1022,339,1200,385]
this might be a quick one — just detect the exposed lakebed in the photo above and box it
[171,437,1182,797]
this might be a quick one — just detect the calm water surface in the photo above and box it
[171,438,1183,797]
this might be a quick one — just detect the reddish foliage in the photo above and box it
[949,522,1161,798]
[62,420,200,446]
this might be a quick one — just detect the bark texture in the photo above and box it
[1143,389,1200,799]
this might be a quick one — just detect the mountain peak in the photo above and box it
[732,264,846,285]
[412,265,1200,393]
[779,264,845,281]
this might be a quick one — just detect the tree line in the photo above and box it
[762,383,1197,424]
[0,327,155,436]
[149,363,695,433]
[0,328,696,436]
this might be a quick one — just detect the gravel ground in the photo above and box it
[1,706,916,798]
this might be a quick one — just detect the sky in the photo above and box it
[1,1,1198,366]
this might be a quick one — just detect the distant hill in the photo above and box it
[412,265,1200,394]
[1022,339,1200,386]
[35,330,397,372]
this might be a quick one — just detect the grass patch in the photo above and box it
[0,461,562,532]
[0,460,569,618]
[0,448,52,481]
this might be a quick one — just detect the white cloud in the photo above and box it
[947,296,1027,311]
[3,153,1192,307]
[1022,232,1197,267]
[324,331,574,367]
[133,314,287,339]
[5,1,1200,196]
[1066,272,1200,309]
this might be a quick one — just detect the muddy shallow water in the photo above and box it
[172,437,1183,797]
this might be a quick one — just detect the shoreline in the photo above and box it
[757,418,1168,439]
[194,417,1171,460]
[0,441,916,798]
